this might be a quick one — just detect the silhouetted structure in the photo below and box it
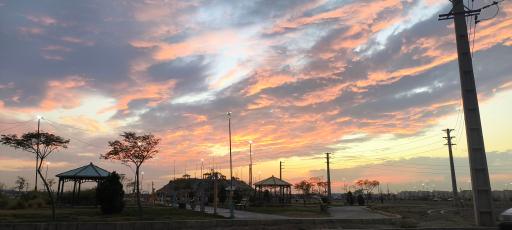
[56,162,110,205]
[254,176,292,204]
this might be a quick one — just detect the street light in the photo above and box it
[45,162,50,179]
[227,112,234,219]
[248,140,253,187]
[34,115,43,191]
[200,158,204,179]
[141,171,145,193]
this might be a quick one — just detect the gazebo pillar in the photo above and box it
[77,180,82,204]
[56,179,61,199]
[72,181,77,206]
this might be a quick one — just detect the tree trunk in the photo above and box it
[38,160,55,220]
[135,166,142,217]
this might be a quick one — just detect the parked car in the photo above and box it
[499,208,512,230]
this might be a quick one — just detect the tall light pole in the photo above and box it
[248,140,253,187]
[200,159,204,179]
[35,115,42,191]
[45,162,50,180]
[227,112,234,219]
[141,171,145,193]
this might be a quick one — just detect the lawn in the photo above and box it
[369,200,511,228]
[246,204,330,218]
[0,206,224,223]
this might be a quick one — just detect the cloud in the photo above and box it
[1,0,511,190]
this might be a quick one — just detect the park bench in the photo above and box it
[235,198,249,209]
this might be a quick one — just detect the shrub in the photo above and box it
[400,218,419,228]
[0,193,8,209]
[8,199,27,210]
[96,172,125,214]
[27,198,46,208]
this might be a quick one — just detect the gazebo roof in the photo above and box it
[254,175,291,187]
[56,162,110,179]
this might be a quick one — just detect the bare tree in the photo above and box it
[1,132,69,220]
[101,132,159,217]
[14,176,27,192]
[294,180,313,206]
[355,179,380,199]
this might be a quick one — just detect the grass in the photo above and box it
[0,206,224,223]
[369,200,511,228]
[246,204,330,218]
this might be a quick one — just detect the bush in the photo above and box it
[27,198,46,208]
[96,172,125,214]
[0,193,8,209]
[8,199,27,210]
[400,218,419,228]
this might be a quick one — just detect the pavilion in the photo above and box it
[254,175,292,204]
[56,162,110,205]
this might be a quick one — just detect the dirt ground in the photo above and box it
[369,199,511,228]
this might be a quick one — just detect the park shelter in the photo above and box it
[56,162,110,205]
[254,176,292,204]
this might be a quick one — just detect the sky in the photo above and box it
[0,0,511,193]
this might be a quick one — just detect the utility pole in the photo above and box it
[279,161,283,180]
[326,153,332,202]
[173,160,176,180]
[249,140,253,187]
[227,112,234,219]
[444,128,460,205]
[201,159,204,179]
[438,0,499,226]
[35,116,41,191]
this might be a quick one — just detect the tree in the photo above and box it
[15,176,27,192]
[294,180,313,206]
[96,172,125,214]
[47,179,56,191]
[355,179,380,200]
[101,132,159,217]
[1,132,69,220]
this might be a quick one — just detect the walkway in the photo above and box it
[328,206,393,219]
[187,205,392,220]
[190,206,287,219]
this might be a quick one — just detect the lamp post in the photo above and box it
[248,140,253,187]
[45,162,50,179]
[141,171,145,193]
[200,159,204,179]
[35,115,42,191]
[227,112,234,219]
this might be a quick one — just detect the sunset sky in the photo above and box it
[1,0,511,193]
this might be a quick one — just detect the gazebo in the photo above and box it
[56,162,110,204]
[254,176,292,204]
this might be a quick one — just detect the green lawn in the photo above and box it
[0,206,223,223]
[246,204,330,218]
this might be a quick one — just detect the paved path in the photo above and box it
[189,206,288,219]
[187,205,391,220]
[327,206,393,219]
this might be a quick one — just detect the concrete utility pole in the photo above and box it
[279,161,283,180]
[227,112,234,219]
[439,0,499,226]
[326,153,332,202]
[444,129,460,205]
[249,141,253,187]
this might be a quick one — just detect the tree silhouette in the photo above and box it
[101,132,159,217]
[14,176,27,192]
[1,132,69,220]
[355,179,380,200]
